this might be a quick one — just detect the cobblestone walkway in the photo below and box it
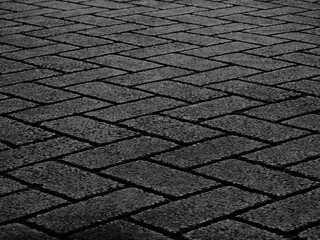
[1,0,320,239]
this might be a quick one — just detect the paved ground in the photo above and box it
[0,0,320,239]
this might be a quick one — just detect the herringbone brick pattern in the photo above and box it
[0,0,319,239]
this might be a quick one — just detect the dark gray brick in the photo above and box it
[247,6,305,17]
[11,97,110,123]
[0,117,54,145]
[117,14,176,26]
[0,177,27,195]
[240,188,320,232]
[218,32,287,45]
[26,56,99,73]
[277,52,320,68]
[246,23,313,35]
[63,136,176,169]
[204,115,307,143]
[220,14,284,26]
[0,223,59,240]
[0,190,66,223]
[196,159,314,196]
[96,6,153,18]
[137,81,225,103]
[122,115,222,143]
[136,23,199,36]
[49,33,112,47]
[274,14,319,26]
[245,135,320,166]
[196,6,256,17]
[161,32,228,46]
[0,137,90,171]
[289,158,320,179]
[0,98,36,114]
[80,23,144,36]
[184,219,286,240]
[104,160,219,197]
[36,1,85,10]
[89,55,161,72]
[245,97,320,121]
[274,32,320,45]
[105,67,192,86]
[280,80,320,96]
[153,136,265,168]
[167,14,228,26]
[86,97,185,122]
[10,161,122,199]
[1,83,78,103]
[190,23,255,35]
[164,96,262,122]
[28,188,164,234]
[148,53,225,71]
[208,80,300,102]
[45,7,105,18]
[145,6,205,17]
[66,82,151,103]
[283,114,320,132]
[67,15,124,26]
[133,186,268,233]
[298,225,320,240]
[42,116,138,144]
[0,58,33,74]
[0,34,54,48]
[69,220,171,240]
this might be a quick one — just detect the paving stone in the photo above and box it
[161,32,228,46]
[220,14,284,26]
[117,14,176,26]
[26,56,99,73]
[274,32,320,45]
[104,160,219,197]
[66,82,151,103]
[239,188,320,232]
[69,220,172,240]
[10,161,122,199]
[36,1,86,10]
[49,33,112,47]
[122,115,222,143]
[277,52,320,68]
[0,98,36,114]
[84,0,133,9]
[212,53,292,71]
[246,23,313,35]
[105,67,192,86]
[89,55,161,72]
[243,66,320,85]
[167,14,229,26]
[274,14,319,26]
[175,66,259,86]
[96,6,153,18]
[225,0,280,9]
[196,6,256,17]
[290,157,320,179]
[245,97,320,121]
[176,1,231,9]
[133,186,268,233]
[67,15,124,26]
[148,53,225,71]
[298,225,320,240]
[137,81,225,103]
[63,136,176,169]
[0,177,27,196]
[0,190,66,223]
[27,24,94,38]
[86,97,185,122]
[190,23,255,35]
[218,32,287,45]
[0,44,19,54]
[164,96,262,122]
[0,34,54,48]
[283,114,320,132]
[208,80,300,102]
[0,83,78,103]
[0,223,58,240]
[11,97,110,123]
[135,23,199,36]
[80,23,144,36]
[0,58,33,74]
[42,116,138,144]
[15,15,71,28]
[247,6,305,17]
[45,7,105,18]
[28,188,164,234]
[197,159,314,196]
[153,135,265,168]
[0,116,54,145]
[0,24,42,36]
[184,219,286,240]
[0,137,90,172]
[0,2,38,11]
[245,135,320,166]
[145,6,205,17]
[204,115,307,143]
[38,67,125,87]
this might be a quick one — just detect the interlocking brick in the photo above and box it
[226,0,279,9]
[36,1,85,10]
[123,115,222,143]
[298,225,320,240]
[161,32,228,46]
[220,14,284,26]
[246,23,313,35]
[208,80,299,102]
[245,135,320,166]
[104,160,219,197]
[0,190,66,223]
[0,117,54,145]
[153,136,265,168]
[240,188,320,232]
[0,24,42,36]
[145,6,205,17]
[274,32,320,45]
[274,14,319,26]
[26,56,99,73]
[196,6,256,17]
[164,96,262,122]
[247,7,305,17]
[0,2,38,11]
[105,66,192,86]
[133,186,268,233]
[66,82,151,103]
[63,136,176,169]
[42,116,138,144]
[148,53,225,71]
[0,98,36,114]
[175,66,259,86]
[290,158,320,179]
[277,52,320,68]
[84,0,133,9]
[197,159,314,196]
[28,188,164,234]
[135,23,199,36]
[0,58,33,74]
[48,33,112,47]
[88,55,161,72]
[80,23,144,36]
[0,137,90,172]
[117,14,176,26]
[283,114,320,132]
[17,15,71,28]
[0,177,27,196]
[45,7,105,18]
[245,96,320,121]
[190,23,255,35]
[96,7,153,18]
[204,115,307,143]
[184,219,286,240]
[0,223,59,240]
[10,161,122,199]
[67,15,124,26]
[86,96,185,122]
[218,32,287,45]
[69,220,171,240]
[167,14,229,26]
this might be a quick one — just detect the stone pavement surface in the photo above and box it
[0,0,320,239]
